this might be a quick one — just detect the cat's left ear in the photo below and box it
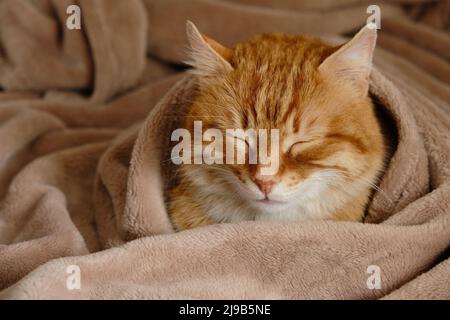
[319,26,377,96]
[185,21,233,76]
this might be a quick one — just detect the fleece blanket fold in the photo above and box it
[0,0,449,299]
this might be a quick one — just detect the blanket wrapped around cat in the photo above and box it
[0,0,449,299]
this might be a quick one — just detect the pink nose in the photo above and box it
[254,179,277,195]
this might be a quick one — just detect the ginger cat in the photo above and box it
[167,22,385,231]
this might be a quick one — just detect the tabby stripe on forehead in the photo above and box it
[276,73,292,124]
[241,110,249,128]
[248,71,260,126]
[268,82,285,123]
[287,77,302,130]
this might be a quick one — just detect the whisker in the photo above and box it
[319,168,394,204]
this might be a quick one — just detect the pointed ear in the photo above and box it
[318,26,377,96]
[185,21,233,76]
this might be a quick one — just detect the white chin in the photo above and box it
[249,199,291,212]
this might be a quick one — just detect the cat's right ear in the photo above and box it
[185,21,233,76]
[318,26,377,97]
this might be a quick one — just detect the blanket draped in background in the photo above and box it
[0,0,449,299]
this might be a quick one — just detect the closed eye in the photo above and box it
[293,139,313,145]
[225,132,251,150]
[289,139,317,155]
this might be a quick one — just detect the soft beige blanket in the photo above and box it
[0,0,449,299]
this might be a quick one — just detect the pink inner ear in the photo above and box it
[186,21,234,75]
[319,27,376,94]
[201,34,234,63]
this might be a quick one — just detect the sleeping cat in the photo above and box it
[167,21,385,231]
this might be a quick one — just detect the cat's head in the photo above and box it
[180,21,384,217]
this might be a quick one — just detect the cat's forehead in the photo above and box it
[198,34,340,135]
[227,35,333,116]
[232,34,332,70]
[224,39,330,130]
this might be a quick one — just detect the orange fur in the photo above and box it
[168,23,385,231]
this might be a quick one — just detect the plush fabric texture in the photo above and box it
[0,0,449,299]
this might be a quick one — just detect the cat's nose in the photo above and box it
[254,178,278,195]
